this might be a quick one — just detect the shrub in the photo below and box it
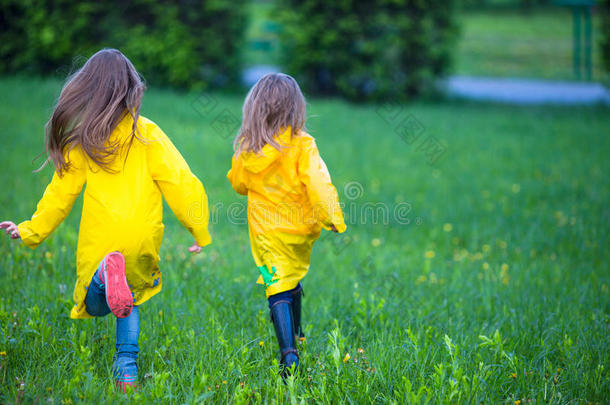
[274,0,458,101]
[0,0,247,89]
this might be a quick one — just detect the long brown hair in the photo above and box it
[42,48,145,175]
[234,73,306,155]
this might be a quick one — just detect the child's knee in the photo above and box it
[85,289,110,317]
[267,283,303,308]
[84,269,110,316]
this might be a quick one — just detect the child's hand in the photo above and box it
[188,242,203,254]
[330,224,339,233]
[0,221,21,239]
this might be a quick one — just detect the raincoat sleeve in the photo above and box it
[18,151,87,248]
[147,126,212,247]
[297,138,347,233]
[227,154,248,195]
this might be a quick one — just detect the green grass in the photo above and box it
[0,76,608,403]
[456,8,606,81]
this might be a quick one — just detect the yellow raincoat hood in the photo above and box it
[241,143,281,173]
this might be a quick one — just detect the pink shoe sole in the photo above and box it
[101,252,133,318]
[115,379,138,393]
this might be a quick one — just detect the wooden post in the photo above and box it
[573,6,582,79]
[584,4,593,80]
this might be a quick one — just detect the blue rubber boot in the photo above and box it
[291,284,305,341]
[270,300,299,377]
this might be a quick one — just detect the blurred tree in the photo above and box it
[0,0,247,89]
[274,0,458,101]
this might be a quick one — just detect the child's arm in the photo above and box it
[227,154,248,195]
[147,127,212,252]
[2,151,86,247]
[297,138,346,233]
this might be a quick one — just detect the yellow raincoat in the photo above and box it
[18,114,211,319]
[227,128,346,296]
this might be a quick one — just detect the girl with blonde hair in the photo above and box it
[228,73,346,375]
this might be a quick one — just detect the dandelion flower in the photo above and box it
[482,244,491,253]
[343,353,350,363]
[45,251,53,259]
[514,400,521,405]
[443,223,453,232]
[511,373,517,379]
[425,250,435,259]
[482,262,489,270]
[358,347,364,353]
[0,351,6,356]
[500,264,510,285]
[259,341,264,347]
[416,275,427,285]
[371,238,381,247]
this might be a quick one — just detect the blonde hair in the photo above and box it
[234,73,306,154]
[42,48,145,175]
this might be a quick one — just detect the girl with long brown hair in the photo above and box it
[0,49,212,391]
[227,73,346,375]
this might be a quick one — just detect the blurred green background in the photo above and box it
[247,0,608,83]
[0,0,609,403]
[1,0,609,98]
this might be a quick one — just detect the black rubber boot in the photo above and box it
[291,284,304,340]
[270,300,299,376]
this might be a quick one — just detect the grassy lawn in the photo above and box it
[456,8,606,81]
[0,76,608,403]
